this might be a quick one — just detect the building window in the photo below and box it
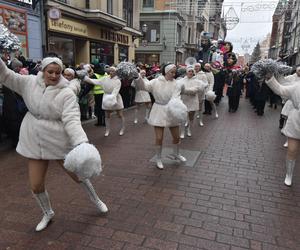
[143,0,154,8]
[177,24,182,46]
[123,0,133,27]
[140,21,160,42]
[107,0,113,14]
[86,0,90,9]
[136,53,160,65]
[90,41,114,66]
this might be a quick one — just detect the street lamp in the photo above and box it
[142,23,148,33]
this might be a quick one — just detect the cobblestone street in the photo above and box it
[1,98,300,250]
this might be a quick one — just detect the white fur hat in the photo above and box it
[64,68,75,76]
[165,64,176,74]
[41,57,63,71]
[186,65,195,73]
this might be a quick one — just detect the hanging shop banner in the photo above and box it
[0,4,28,57]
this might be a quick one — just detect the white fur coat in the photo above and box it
[0,59,88,159]
[266,76,300,139]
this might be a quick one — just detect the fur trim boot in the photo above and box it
[104,118,110,137]
[284,159,296,186]
[32,191,55,232]
[81,179,108,212]
[156,145,164,169]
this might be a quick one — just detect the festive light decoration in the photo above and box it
[0,24,21,52]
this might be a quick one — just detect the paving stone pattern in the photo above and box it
[0,98,300,250]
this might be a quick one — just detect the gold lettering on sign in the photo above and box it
[48,18,88,37]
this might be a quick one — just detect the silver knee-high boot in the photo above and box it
[119,116,125,136]
[187,120,193,137]
[32,191,55,232]
[145,107,151,122]
[105,118,110,137]
[156,145,164,169]
[180,122,185,139]
[171,143,187,162]
[284,159,296,186]
[81,179,108,213]
[211,102,219,118]
[198,112,204,126]
[134,108,138,124]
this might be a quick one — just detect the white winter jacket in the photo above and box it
[0,59,88,159]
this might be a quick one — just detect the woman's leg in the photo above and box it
[169,126,186,162]
[117,110,125,136]
[29,159,54,231]
[105,111,112,136]
[154,126,164,169]
[284,137,300,186]
[56,160,108,213]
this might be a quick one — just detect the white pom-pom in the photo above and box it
[206,90,216,101]
[167,98,188,124]
[64,143,102,180]
[102,94,117,110]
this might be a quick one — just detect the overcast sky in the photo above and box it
[222,0,279,55]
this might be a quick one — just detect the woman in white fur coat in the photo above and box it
[63,68,81,96]
[136,64,187,169]
[0,57,108,232]
[179,66,208,138]
[280,67,300,147]
[265,73,300,186]
[85,67,125,137]
[131,69,152,124]
[194,63,208,126]
[204,63,218,119]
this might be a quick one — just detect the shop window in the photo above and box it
[48,36,74,66]
[90,41,114,66]
[140,21,160,43]
[143,0,154,8]
[119,45,128,62]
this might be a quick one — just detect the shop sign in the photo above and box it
[48,17,88,37]
[100,29,129,45]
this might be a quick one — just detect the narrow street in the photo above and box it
[1,97,300,250]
